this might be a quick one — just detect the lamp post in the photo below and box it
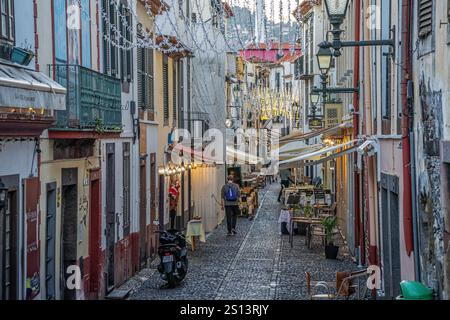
[323,0,394,57]
[313,42,359,97]
[309,91,321,119]
[324,0,350,52]
[316,42,333,75]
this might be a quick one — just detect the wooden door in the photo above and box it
[139,159,147,267]
[45,183,57,300]
[61,168,78,300]
[88,170,101,296]
[105,144,115,291]
[1,190,17,299]
[149,153,157,257]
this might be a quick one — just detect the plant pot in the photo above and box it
[325,245,339,260]
[11,47,34,66]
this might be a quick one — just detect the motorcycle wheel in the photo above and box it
[166,273,178,288]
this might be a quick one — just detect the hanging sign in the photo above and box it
[309,118,323,129]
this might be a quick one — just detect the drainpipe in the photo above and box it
[353,0,362,262]
[401,0,414,256]
[410,121,421,281]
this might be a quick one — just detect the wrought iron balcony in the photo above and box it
[49,64,122,131]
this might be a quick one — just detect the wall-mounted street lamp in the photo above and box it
[310,92,320,106]
[324,0,350,40]
[323,0,395,57]
[308,91,323,120]
[0,179,7,210]
[312,43,359,97]
[316,42,334,75]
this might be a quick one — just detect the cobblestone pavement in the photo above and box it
[128,183,360,300]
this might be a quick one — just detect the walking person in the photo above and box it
[278,169,294,203]
[168,180,180,230]
[221,175,241,236]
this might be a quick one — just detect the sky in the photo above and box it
[264,0,299,23]
[229,0,299,23]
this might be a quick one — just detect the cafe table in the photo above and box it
[186,219,206,251]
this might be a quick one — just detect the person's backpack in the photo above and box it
[225,184,238,201]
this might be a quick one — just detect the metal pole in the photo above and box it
[340,40,394,47]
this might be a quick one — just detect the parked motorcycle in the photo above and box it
[157,229,188,288]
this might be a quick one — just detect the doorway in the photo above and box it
[105,144,116,292]
[139,156,147,267]
[149,153,157,257]
[88,170,101,296]
[61,168,78,300]
[45,183,57,300]
[158,175,165,231]
[380,173,401,299]
[1,189,18,300]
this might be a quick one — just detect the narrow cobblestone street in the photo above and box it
[128,184,357,300]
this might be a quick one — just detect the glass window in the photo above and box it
[0,0,14,41]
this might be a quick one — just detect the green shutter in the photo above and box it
[163,58,169,125]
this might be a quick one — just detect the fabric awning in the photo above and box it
[304,145,359,167]
[279,122,351,145]
[278,140,360,169]
[0,60,66,110]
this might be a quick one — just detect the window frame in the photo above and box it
[0,0,15,43]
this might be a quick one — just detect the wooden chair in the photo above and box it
[314,189,326,205]
[307,223,326,249]
[318,202,337,218]
[305,269,369,300]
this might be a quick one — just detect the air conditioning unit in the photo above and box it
[324,103,343,128]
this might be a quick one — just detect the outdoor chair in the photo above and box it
[314,189,326,204]
[305,269,369,300]
[318,203,337,218]
[308,223,326,249]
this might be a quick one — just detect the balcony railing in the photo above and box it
[49,64,122,131]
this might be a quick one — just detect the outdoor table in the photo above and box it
[185,219,205,251]
[289,217,323,248]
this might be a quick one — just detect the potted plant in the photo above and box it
[321,216,339,259]
[11,43,34,66]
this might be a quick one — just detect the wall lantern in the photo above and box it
[324,0,350,29]
[316,42,334,75]
[323,0,394,57]
[310,92,321,107]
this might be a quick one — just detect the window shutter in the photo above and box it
[126,10,132,82]
[102,0,110,74]
[418,0,433,38]
[447,0,450,22]
[120,4,125,81]
[163,58,169,125]
[145,48,154,112]
[110,2,118,77]
[173,62,177,123]
[137,46,145,108]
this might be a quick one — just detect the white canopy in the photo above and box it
[279,140,360,166]
[0,60,66,110]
